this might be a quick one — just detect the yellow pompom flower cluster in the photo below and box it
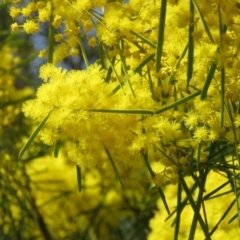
[16,0,240,187]
[22,62,182,186]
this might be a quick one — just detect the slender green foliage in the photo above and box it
[18,110,53,159]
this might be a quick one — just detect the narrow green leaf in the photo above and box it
[76,165,82,192]
[176,43,189,69]
[187,1,194,89]
[78,33,90,67]
[228,212,238,224]
[104,145,124,188]
[225,99,240,167]
[54,140,61,158]
[187,149,194,176]
[202,201,209,237]
[109,83,124,96]
[217,5,227,36]
[130,31,156,48]
[40,191,72,207]
[0,31,17,50]
[147,65,155,100]
[141,150,170,214]
[157,147,178,167]
[117,43,135,97]
[48,14,55,64]
[67,2,116,37]
[11,52,39,70]
[166,180,199,222]
[220,67,225,128]
[180,174,211,239]
[134,53,155,74]
[102,44,123,90]
[196,141,202,170]
[85,9,116,35]
[192,0,214,43]
[105,56,116,83]
[82,201,104,239]
[156,0,167,72]
[209,198,236,236]
[174,181,182,240]
[200,8,227,101]
[232,169,240,224]
[98,42,105,69]
[188,170,208,240]
[155,90,201,114]
[218,5,225,128]
[200,62,216,100]
[203,190,234,200]
[89,108,154,115]
[203,180,230,200]
[18,110,53,159]
[168,43,188,84]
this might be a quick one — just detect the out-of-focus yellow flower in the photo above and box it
[9,7,21,18]
[23,20,39,34]
[11,22,18,32]
[193,127,208,142]
[88,36,97,47]
[38,49,46,58]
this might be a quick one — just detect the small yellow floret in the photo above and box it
[23,20,39,34]
[39,63,56,82]
[38,50,46,58]
[53,43,69,64]
[54,33,63,42]
[97,25,117,47]
[11,23,19,32]
[234,115,240,127]
[88,36,97,47]
[34,1,45,10]
[184,111,199,130]
[9,7,21,18]
[52,15,62,29]
[21,6,32,17]
[83,20,93,32]
[193,127,208,142]
[38,8,50,22]
[70,47,79,56]
[40,127,59,146]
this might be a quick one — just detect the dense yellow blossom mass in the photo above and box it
[16,0,240,183]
